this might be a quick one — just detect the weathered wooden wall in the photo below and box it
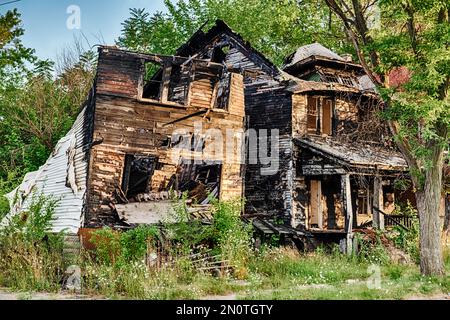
[85,48,245,227]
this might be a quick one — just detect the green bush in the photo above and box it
[210,198,253,277]
[120,225,159,263]
[0,193,65,291]
[90,227,122,265]
[90,225,159,266]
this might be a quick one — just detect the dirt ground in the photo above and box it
[1,288,448,300]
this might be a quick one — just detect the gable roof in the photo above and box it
[176,19,280,77]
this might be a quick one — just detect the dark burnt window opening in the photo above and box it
[215,72,231,110]
[179,163,222,203]
[142,61,163,100]
[357,188,370,215]
[142,59,188,105]
[321,73,340,84]
[168,63,188,104]
[121,155,157,198]
[211,45,230,64]
[340,76,355,87]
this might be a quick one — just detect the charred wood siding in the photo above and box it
[244,82,293,223]
[85,48,245,227]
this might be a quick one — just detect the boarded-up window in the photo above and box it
[309,180,322,228]
[307,97,319,133]
[322,99,333,136]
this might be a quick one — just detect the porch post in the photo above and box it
[341,174,353,255]
[373,176,385,230]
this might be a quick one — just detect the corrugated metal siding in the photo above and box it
[3,107,89,234]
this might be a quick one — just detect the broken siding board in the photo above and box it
[86,50,246,226]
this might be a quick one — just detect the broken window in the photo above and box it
[168,63,189,104]
[142,61,163,100]
[307,96,334,136]
[321,73,340,84]
[121,155,157,198]
[211,45,230,64]
[215,72,231,110]
[307,96,319,134]
[178,164,222,203]
[340,76,355,87]
[141,58,188,105]
[357,188,370,215]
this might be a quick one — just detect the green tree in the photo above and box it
[0,10,96,202]
[324,0,449,275]
[118,0,351,66]
[0,9,35,78]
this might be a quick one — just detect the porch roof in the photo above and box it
[294,136,408,172]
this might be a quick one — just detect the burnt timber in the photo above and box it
[5,20,448,252]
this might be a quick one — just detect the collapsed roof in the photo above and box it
[294,136,408,172]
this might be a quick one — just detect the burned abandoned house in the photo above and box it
[4,20,445,251]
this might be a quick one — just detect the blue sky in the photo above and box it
[1,0,167,61]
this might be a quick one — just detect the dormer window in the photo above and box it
[307,96,333,136]
[319,72,357,88]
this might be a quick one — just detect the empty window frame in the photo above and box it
[121,155,157,198]
[142,61,163,100]
[357,188,370,215]
[215,72,231,110]
[340,76,355,87]
[321,73,340,84]
[142,59,188,105]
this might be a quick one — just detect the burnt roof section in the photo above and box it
[294,136,408,172]
[175,19,280,77]
[283,43,365,76]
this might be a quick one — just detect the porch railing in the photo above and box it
[372,207,414,231]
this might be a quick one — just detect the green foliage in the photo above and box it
[0,9,36,77]
[90,225,159,266]
[120,225,159,263]
[90,227,122,266]
[0,10,95,200]
[389,205,420,263]
[117,0,351,66]
[0,194,65,291]
[355,232,391,265]
[361,1,449,185]
[210,198,252,276]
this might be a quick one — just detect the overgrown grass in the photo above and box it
[0,194,66,291]
[0,195,448,300]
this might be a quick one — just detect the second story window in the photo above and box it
[142,61,163,100]
[307,96,334,136]
[141,58,189,105]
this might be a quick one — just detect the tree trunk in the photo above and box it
[415,153,445,276]
[443,195,449,246]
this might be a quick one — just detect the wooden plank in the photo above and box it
[341,174,353,255]
[373,176,385,230]
[310,180,322,228]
